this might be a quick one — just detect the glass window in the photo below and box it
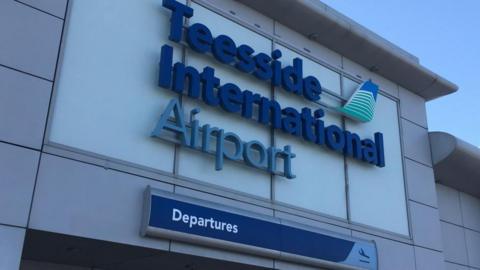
[345,94,409,235]
[275,44,341,95]
[342,76,359,97]
[177,3,272,198]
[49,0,184,172]
[273,46,346,219]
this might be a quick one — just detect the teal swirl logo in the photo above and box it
[338,79,379,122]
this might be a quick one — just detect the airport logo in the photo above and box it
[338,80,379,123]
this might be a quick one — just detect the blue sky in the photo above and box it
[320,0,480,147]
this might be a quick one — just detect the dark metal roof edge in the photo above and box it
[236,0,458,100]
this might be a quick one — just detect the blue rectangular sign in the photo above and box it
[142,187,377,270]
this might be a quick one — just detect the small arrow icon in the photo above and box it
[359,248,370,259]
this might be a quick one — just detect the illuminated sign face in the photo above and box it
[152,0,386,178]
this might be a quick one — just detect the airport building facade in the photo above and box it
[1,0,479,269]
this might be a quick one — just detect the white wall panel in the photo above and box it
[30,154,173,250]
[346,95,408,235]
[177,146,272,198]
[49,0,182,173]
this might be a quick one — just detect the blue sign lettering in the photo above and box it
[151,98,296,178]
[157,0,386,170]
[163,0,321,101]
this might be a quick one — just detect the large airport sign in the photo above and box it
[152,0,386,178]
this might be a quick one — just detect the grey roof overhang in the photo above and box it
[430,132,480,197]
[236,0,458,100]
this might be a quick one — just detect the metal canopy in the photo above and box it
[236,0,458,101]
[430,132,480,198]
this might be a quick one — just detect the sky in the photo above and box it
[320,0,480,147]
